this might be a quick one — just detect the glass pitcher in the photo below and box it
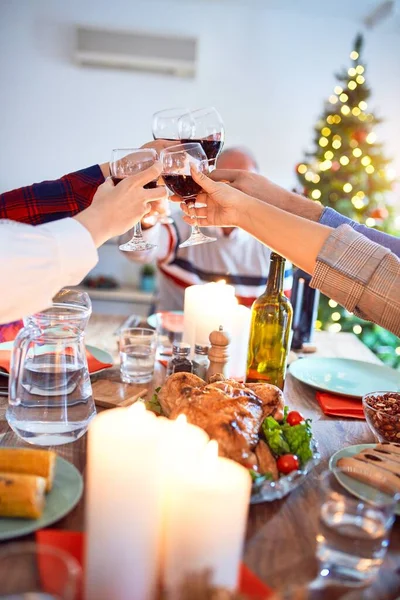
[7,288,96,446]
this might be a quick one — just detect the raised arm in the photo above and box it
[211,169,400,257]
[183,168,400,336]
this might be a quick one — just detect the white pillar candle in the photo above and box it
[183,281,236,353]
[163,441,252,592]
[227,304,252,381]
[85,407,163,600]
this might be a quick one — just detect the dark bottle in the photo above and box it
[246,253,293,390]
[291,268,320,350]
[166,342,193,377]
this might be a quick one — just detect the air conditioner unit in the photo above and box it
[74,25,197,78]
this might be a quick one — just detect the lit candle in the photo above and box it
[227,304,252,381]
[183,281,236,352]
[163,441,252,592]
[85,407,163,600]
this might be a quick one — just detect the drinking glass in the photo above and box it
[110,148,158,252]
[119,328,157,384]
[178,106,225,169]
[0,542,81,599]
[152,107,190,141]
[160,142,216,248]
[316,467,399,587]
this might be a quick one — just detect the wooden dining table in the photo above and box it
[1,314,400,598]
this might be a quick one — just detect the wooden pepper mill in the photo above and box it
[206,326,230,382]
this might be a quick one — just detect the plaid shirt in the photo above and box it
[311,224,400,337]
[0,165,104,342]
[0,165,104,225]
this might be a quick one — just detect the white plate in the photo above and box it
[329,443,400,516]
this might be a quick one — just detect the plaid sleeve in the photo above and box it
[0,165,105,225]
[311,224,400,336]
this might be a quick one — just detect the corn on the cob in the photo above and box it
[0,472,46,519]
[0,448,56,492]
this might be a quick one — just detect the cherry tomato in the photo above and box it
[277,454,300,474]
[287,411,304,426]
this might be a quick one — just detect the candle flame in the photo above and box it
[216,279,226,285]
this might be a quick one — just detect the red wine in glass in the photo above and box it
[180,139,223,162]
[112,177,157,189]
[162,174,202,201]
[144,180,158,189]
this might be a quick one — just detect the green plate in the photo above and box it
[0,342,113,377]
[329,443,400,516]
[0,456,83,541]
[289,357,400,399]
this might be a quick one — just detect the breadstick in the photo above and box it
[357,451,400,477]
[0,472,46,519]
[337,457,400,495]
[376,443,400,456]
[0,448,56,492]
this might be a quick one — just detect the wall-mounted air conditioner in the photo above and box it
[74,25,197,78]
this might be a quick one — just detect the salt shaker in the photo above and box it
[206,326,230,382]
[166,342,193,377]
[193,344,210,381]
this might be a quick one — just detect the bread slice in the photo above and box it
[337,456,400,495]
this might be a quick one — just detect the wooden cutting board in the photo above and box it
[92,379,148,409]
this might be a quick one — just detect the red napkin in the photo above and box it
[316,391,365,419]
[0,347,112,376]
[36,530,273,599]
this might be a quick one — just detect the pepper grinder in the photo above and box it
[206,326,230,382]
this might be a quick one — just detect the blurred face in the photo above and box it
[216,151,258,173]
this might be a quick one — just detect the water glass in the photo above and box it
[0,542,81,599]
[316,467,398,586]
[119,328,157,384]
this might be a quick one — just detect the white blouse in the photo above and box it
[0,218,98,324]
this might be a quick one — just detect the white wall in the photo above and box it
[1,0,399,191]
[1,0,399,284]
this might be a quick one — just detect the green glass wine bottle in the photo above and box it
[246,253,293,390]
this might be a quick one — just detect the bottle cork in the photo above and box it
[207,326,230,382]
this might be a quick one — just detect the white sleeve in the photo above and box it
[0,218,98,324]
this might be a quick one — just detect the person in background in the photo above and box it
[179,167,400,337]
[120,147,293,311]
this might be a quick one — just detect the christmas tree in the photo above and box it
[295,34,399,368]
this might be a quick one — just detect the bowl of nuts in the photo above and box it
[362,392,400,442]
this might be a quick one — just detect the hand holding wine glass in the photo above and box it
[160,143,217,248]
[110,148,167,251]
[74,161,164,247]
[178,165,248,229]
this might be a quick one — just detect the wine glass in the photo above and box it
[110,148,158,252]
[152,107,190,141]
[152,108,191,224]
[179,106,225,169]
[160,142,216,248]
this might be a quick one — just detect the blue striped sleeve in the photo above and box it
[319,207,400,258]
